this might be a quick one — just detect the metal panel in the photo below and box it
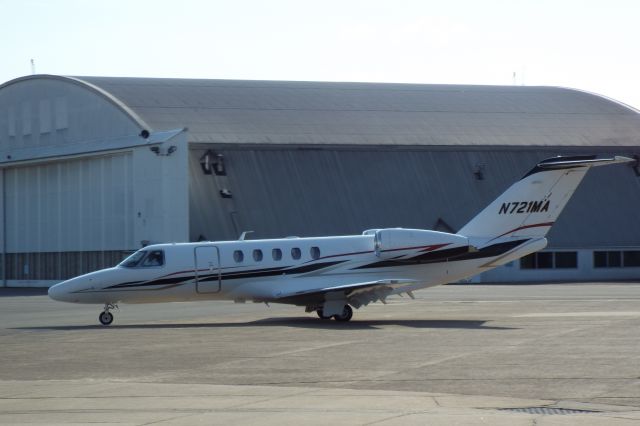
[39,99,51,134]
[4,152,134,253]
[54,97,67,130]
[7,107,15,137]
[21,102,31,136]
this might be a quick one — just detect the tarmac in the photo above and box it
[1,283,640,425]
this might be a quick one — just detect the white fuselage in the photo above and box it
[48,233,542,306]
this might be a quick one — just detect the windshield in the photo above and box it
[119,250,165,268]
[120,251,147,267]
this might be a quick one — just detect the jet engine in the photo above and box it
[371,228,471,259]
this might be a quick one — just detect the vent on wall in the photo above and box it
[54,97,68,130]
[39,99,52,133]
[7,107,16,136]
[21,102,31,135]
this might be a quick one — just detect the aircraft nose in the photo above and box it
[48,282,70,302]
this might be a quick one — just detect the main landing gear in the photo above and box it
[99,303,117,326]
[316,305,353,322]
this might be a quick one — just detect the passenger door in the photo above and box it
[194,246,221,293]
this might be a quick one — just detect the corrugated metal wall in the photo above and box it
[189,146,640,249]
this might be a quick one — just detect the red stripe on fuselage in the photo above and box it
[494,222,555,239]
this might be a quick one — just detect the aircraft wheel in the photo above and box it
[316,309,331,320]
[333,305,353,322]
[99,311,114,326]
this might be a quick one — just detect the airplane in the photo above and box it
[48,155,632,325]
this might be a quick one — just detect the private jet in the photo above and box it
[48,155,632,325]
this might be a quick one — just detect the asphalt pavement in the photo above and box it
[1,283,640,425]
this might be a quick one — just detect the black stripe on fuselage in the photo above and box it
[354,240,528,269]
[106,275,198,289]
[102,260,346,290]
[352,246,471,269]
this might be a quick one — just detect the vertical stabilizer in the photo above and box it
[458,156,632,240]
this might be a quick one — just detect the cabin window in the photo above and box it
[233,250,244,263]
[141,250,164,267]
[291,247,301,260]
[272,248,282,261]
[253,249,263,262]
[310,246,321,260]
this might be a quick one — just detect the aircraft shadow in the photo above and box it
[15,318,515,331]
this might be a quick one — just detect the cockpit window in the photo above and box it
[141,250,164,267]
[120,250,147,268]
[119,250,165,268]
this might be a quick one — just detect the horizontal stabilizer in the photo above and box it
[524,155,633,177]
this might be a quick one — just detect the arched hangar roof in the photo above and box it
[2,74,640,148]
[74,76,640,147]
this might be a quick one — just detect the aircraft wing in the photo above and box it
[274,279,418,308]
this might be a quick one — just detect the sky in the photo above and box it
[1,0,640,108]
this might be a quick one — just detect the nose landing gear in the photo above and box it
[99,303,117,325]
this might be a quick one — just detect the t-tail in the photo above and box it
[458,155,633,244]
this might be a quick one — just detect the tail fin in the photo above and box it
[458,155,632,240]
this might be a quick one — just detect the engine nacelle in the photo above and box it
[373,228,470,259]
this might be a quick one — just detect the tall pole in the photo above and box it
[2,168,6,287]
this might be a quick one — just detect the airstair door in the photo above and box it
[194,246,221,293]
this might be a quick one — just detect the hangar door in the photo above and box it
[2,152,135,281]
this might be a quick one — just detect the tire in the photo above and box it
[316,309,331,320]
[99,311,114,326]
[333,305,353,322]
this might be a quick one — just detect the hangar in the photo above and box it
[0,74,639,287]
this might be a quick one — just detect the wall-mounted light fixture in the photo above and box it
[200,150,226,175]
[149,145,177,156]
[200,150,213,174]
[473,164,486,180]
[213,153,226,176]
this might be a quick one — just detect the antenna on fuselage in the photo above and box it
[238,231,254,241]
